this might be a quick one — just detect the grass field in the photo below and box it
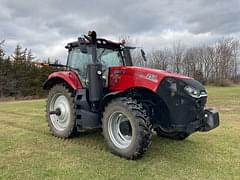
[0,86,239,180]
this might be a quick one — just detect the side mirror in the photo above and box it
[141,49,147,62]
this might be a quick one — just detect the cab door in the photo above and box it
[67,48,92,87]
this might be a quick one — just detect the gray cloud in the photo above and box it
[0,0,239,61]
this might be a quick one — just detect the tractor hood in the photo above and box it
[125,66,192,80]
[109,66,194,92]
[109,66,208,133]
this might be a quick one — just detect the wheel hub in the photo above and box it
[49,108,61,116]
[108,112,133,149]
[49,93,71,131]
[119,121,132,136]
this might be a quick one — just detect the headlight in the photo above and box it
[184,85,207,98]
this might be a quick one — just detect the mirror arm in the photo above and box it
[141,49,147,62]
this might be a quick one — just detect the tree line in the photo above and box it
[133,38,240,85]
[0,41,53,99]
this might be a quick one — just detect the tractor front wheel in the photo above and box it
[46,84,77,138]
[102,97,152,159]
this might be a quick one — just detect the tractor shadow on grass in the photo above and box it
[145,134,210,162]
[52,129,208,161]
[70,129,107,151]
[70,130,210,163]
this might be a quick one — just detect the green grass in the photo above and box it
[0,86,239,180]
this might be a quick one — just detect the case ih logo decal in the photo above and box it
[146,74,158,82]
[136,73,158,83]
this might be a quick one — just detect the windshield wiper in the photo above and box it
[97,48,106,60]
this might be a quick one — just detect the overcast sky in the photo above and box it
[1,0,240,62]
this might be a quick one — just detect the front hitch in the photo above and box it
[199,108,220,132]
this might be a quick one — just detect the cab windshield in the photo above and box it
[97,48,123,67]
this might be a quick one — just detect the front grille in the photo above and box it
[195,97,206,109]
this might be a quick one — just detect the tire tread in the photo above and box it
[46,84,77,138]
[102,97,152,160]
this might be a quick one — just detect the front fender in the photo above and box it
[100,91,122,111]
[43,71,83,90]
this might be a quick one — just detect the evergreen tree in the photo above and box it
[11,45,30,96]
[11,44,26,63]
[0,41,6,97]
[0,40,5,60]
[0,42,53,98]
[26,49,35,62]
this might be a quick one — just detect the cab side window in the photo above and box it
[67,48,91,84]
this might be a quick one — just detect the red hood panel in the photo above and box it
[125,66,192,79]
[109,66,192,92]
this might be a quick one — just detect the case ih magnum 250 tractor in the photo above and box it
[43,31,219,159]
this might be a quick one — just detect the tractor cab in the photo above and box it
[65,35,134,88]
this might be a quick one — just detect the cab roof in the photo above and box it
[65,38,123,50]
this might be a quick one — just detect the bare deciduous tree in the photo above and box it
[133,37,240,85]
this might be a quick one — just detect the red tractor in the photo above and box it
[43,31,219,159]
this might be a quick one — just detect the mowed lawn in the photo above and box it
[0,86,239,180]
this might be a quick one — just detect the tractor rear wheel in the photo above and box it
[102,97,152,159]
[46,84,77,138]
[155,127,189,140]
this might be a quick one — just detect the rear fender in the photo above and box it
[43,71,83,90]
